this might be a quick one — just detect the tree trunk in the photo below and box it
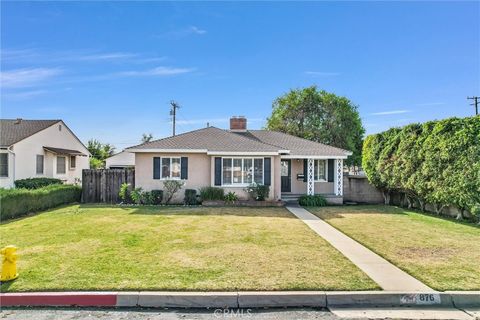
[406,196,413,209]
[382,191,390,205]
[418,199,426,212]
[455,209,464,220]
[434,204,445,215]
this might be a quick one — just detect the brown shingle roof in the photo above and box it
[127,126,351,157]
[127,127,280,153]
[0,119,60,147]
[235,130,351,157]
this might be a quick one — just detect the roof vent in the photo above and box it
[14,118,22,124]
[230,116,247,132]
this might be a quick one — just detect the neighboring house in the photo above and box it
[105,151,135,169]
[126,116,351,203]
[0,119,90,188]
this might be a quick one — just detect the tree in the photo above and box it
[266,86,365,166]
[141,133,153,143]
[87,139,115,169]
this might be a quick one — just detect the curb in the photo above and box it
[0,291,478,309]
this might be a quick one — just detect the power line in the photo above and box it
[467,96,479,115]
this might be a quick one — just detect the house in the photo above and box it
[126,116,351,203]
[0,119,90,188]
[105,151,135,169]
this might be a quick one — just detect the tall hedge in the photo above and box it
[0,184,82,220]
[362,116,480,220]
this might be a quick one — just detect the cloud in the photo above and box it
[305,71,340,76]
[76,52,137,61]
[370,110,411,116]
[2,90,47,100]
[116,66,195,77]
[155,26,207,38]
[0,68,63,88]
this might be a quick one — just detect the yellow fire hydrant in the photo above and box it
[0,246,19,282]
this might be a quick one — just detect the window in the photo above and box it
[222,158,263,185]
[161,157,181,179]
[36,155,44,174]
[70,156,76,169]
[0,153,8,177]
[314,159,327,181]
[57,156,66,174]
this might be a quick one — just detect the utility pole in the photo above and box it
[170,101,180,136]
[467,96,479,115]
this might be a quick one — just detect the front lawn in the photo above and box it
[0,205,378,292]
[308,205,480,291]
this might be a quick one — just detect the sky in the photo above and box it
[1,1,479,150]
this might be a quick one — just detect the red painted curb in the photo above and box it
[0,293,117,307]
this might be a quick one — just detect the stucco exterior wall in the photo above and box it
[288,159,334,194]
[0,150,15,188]
[0,121,89,188]
[135,153,279,202]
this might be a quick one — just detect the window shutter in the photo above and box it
[303,159,308,182]
[328,159,334,182]
[181,157,188,180]
[214,157,221,186]
[153,157,160,179]
[264,157,271,186]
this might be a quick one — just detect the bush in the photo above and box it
[363,116,480,220]
[149,190,163,205]
[184,189,198,205]
[130,187,144,204]
[163,180,185,204]
[244,183,270,201]
[14,178,62,189]
[224,191,238,203]
[119,183,132,203]
[0,184,82,220]
[299,194,327,207]
[199,187,224,201]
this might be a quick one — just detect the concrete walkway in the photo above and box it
[286,206,432,292]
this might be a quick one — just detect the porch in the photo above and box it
[279,157,345,203]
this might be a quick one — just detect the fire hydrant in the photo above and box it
[0,246,19,282]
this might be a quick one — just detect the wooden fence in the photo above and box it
[82,169,135,203]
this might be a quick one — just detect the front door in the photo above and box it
[281,160,291,192]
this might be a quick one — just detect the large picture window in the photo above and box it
[314,159,327,181]
[161,157,181,179]
[0,153,8,177]
[222,158,263,185]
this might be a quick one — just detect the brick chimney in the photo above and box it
[230,116,247,132]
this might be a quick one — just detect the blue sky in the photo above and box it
[1,1,479,150]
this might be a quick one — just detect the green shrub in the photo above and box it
[224,191,238,203]
[299,194,327,207]
[244,183,270,201]
[14,178,62,189]
[119,183,132,203]
[184,189,198,205]
[149,190,163,205]
[130,187,144,204]
[199,187,224,201]
[363,116,480,220]
[0,184,82,220]
[163,180,185,204]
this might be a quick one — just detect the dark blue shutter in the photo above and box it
[263,158,271,186]
[153,157,160,179]
[303,159,308,182]
[328,159,334,182]
[214,157,222,186]
[181,157,188,180]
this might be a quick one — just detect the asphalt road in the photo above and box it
[0,307,356,320]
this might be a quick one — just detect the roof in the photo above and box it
[43,146,87,156]
[1,119,60,147]
[235,130,351,157]
[127,126,351,157]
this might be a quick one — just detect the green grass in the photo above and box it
[308,205,480,291]
[0,205,378,292]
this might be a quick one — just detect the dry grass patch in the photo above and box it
[308,205,480,291]
[0,205,378,292]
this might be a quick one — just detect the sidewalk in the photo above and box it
[285,206,432,292]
